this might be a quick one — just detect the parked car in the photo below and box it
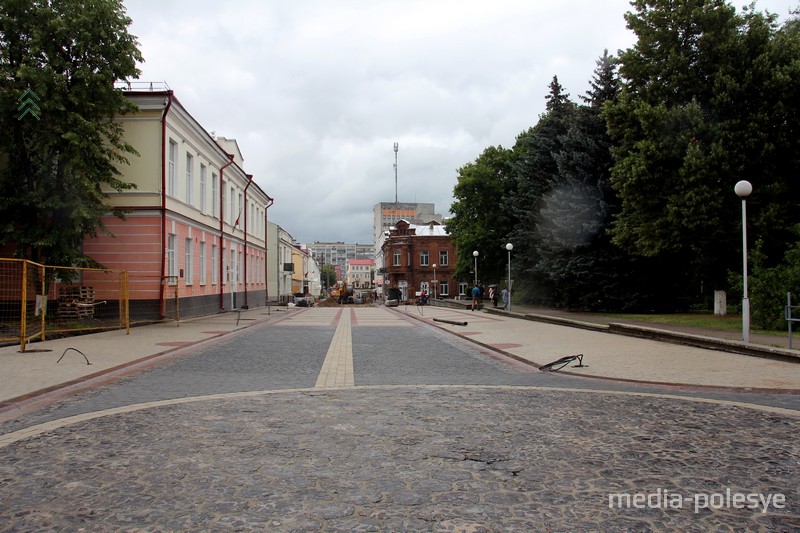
[385,287,402,307]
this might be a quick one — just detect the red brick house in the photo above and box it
[381,220,457,301]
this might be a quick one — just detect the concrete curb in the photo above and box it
[484,307,800,363]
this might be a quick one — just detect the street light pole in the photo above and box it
[432,263,437,300]
[506,243,513,312]
[735,180,752,343]
[472,250,479,287]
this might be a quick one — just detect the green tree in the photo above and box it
[320,263,337,291]
[0,0,143,267]
[605,0,800,304]
[447,145,515,286]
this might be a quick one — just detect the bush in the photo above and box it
[733,229,800,330]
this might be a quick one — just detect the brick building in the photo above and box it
[380,220,456,302]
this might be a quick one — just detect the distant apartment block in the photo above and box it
[306,242,372,278]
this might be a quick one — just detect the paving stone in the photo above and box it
[0,388,798,530]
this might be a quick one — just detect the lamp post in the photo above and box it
[734,180,752,343]
[505,243,513,312]
[432,263,437,300]
[472,250,479,287]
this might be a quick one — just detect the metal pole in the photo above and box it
[507,249,512,312]
[742,197,750,343]
[393,142,398,203]
[433,265,436,300]
[788,292,793,350]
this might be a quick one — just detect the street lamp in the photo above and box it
[734,180,752,343]
[472,250,479,286]
[505,243,513,312]
[432,263,437,300]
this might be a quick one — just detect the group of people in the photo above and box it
[470,284,509,311]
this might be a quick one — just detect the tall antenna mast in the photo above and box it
[393,142,399,203]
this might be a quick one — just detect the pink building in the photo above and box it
[346,259,375,289]
[83,83,273,319]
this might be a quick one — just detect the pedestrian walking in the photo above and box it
[471,285,481,311]
[501,288,509,310]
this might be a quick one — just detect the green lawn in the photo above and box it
[599,312,798,338]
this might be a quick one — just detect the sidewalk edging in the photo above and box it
[485,308,800,363]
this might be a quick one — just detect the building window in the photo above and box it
[439,282,449,296]
[459,282,468,296]
[211,244,218,284]
[393,250,401,266]
[211,173,218,217]
[185,238,193,285]
[439,250,448,266]
[229,185,235,225]
[167,140,177,197]
[199,164,207,213]
[230,248,236,284]
[420,251,429,266]
[199,241,206,285]
[185,153,194,205]
[238,192,243,226]
[167,234,177,284]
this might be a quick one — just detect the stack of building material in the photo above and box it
[57,286,95,319]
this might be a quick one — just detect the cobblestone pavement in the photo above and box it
[0,307,799,531]
[1,388,798,531]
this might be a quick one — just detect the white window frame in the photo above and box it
[211,244,218,284]
[393,250,401,266]
[167,234,177,284]
[167,140,177,197]
[420,250,429,266]
[199,241,206,285]
[459,282,468,297]
[229,185,235,225]
[211,173,218,217]
[439,282,449,296]
[439,250,448,266]
[199,164,207,213]
[185,238,193,285]
[185,153,194,205]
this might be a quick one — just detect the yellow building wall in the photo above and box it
[105,110,162,208]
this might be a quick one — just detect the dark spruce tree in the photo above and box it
[507,75,578,305]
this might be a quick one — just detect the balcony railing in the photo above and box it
[115,80,171,92]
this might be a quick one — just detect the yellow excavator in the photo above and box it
[330,281,353,304]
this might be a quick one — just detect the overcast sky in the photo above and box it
[123,0,795,245]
